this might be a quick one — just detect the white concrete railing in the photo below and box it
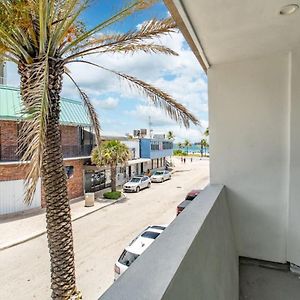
[99,184,239,300]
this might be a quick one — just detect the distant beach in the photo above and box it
[173,144,209,154]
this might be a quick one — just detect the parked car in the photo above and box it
[150,170,171,183]
[123,175,151,193]
[114,225,167,280]
[176,189,201,215]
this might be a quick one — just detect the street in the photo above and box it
[0,158,209,300]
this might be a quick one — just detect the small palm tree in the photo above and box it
[183,139,191,154]
[0,1,199,298]
[178,142,183,149]
[167,130,175,140]
[200,138,207,157]
[91,140,130,192]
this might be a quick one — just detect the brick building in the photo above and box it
[0,85,93,215]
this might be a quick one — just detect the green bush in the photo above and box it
[103,191,122,200]
[173,149,187,156]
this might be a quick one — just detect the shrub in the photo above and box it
[173,149,187,156]
[103,191,122,200]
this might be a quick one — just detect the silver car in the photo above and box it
[123,176,151,192]
[150,170,171,183]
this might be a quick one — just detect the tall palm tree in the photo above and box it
[91,140,130,192]
[183,139,191,154]
[167,130,175,140]
[0,1,199,298]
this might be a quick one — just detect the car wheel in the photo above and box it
[136,186,140,193]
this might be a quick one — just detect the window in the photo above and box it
[151,225,166,230]
[118,250,139,267]
[141,231,160,239]
[130,177,141,183]
[65,166,74,179]
[162,141,173,150]
[151,141,159,151]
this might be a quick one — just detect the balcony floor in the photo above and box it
[240,258,300,300]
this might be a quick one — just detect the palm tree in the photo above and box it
[0,1,199,298]
[91,140,130,192]
[167,130,175,140]
[183,139,191,154]
[178,142,183,149]
[204,127,209,137]
[200,138,207,157]
[204,140,209,156]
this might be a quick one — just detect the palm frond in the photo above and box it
[65,72,101,146]
[49,0,88,55]
[66,60,199,128]
[61,0,158,55]
[70,43,178,58]
[65,17,177,60]
[18,58,50,204]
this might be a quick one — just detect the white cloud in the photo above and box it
[93,97,119,110]
[4,28,209,143]
[124,104,176,126]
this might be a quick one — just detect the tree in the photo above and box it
[0,1,199,298]
[200,139,207,157]
[204,127,209,137]
[167,130,175,140]
[91,140,130,192]
[183,139,191,154]
[178,142,183,149]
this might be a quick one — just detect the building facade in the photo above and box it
[140,138,173,170]
[0,85,93,215]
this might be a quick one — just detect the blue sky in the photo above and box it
[6,0,208,143]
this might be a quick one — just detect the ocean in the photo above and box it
[173,144,209,154]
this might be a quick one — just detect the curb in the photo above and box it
[0,194,126,252]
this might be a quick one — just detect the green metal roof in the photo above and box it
[0,85,91,126]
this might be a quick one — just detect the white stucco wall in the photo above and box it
[288,47,300,266]
[123,140,140,159]
[209,52,291,263]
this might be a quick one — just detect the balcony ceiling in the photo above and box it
[174,0,300,65]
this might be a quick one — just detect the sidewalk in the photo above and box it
[0,195,123,251]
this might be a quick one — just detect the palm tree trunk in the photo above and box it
[111,165,117,192]
[19,60,79,299]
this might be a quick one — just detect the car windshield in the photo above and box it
[141,231,160,239]
[130,178,141,183]
[118,250,139,267]
[154,171,164,175]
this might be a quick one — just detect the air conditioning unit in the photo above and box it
[133,130,140,137]
[140,129,147,137]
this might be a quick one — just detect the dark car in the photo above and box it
[176,189,201,216]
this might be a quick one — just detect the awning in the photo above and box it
[127,158,151,166]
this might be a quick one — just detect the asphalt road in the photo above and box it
[0,158,209,300]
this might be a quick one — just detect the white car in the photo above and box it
[114,225,167,280]
[150,170,171,183]
[123,176,151,192]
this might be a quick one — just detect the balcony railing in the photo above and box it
[0,144,94,162]
[62,144,93,158]
[99,184,239,300]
